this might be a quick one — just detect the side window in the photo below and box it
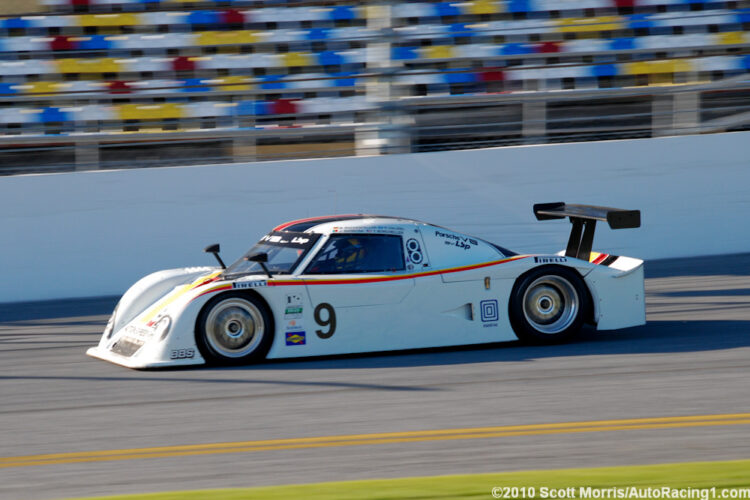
[305,234,405,274]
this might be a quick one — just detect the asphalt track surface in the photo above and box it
[1,254,750,500]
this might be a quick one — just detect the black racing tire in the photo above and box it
[508,266,589,344]
[195,292,274,366]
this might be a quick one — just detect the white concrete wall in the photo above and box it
[2,131,749,303]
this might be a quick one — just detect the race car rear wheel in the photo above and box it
[509,266,588,344]
[196,292,274,365]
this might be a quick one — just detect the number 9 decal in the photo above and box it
[314,303,337,339]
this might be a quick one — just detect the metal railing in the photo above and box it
[3,75,750,175]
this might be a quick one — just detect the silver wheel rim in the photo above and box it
[522,275,579,335]
[204,298,265,358]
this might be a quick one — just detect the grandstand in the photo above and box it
[0,0,749,173]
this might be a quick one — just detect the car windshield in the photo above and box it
[222,231,320,278]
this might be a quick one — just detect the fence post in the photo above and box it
[75,139,100,170]
[672,90,699,134]
[522,98,547,142]
[233,131,257,163]
[357,1,411,155]
[652,94,673,137]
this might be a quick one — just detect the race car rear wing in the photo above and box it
[533,202,641,262]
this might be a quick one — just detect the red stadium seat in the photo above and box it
[614,0,636,8]
[221,9,246,25]
[172,56,196,73]
[50,36,77,51]
[272,99,299,115]
[479,69,505,82]
[107,81,132,94]
[535,41,561,53]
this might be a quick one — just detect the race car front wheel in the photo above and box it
[509,266,588,344]
[196,292,274,365]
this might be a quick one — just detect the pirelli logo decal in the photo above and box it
[534,256,567,264]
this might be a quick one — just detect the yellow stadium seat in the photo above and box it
[717,32,746,45]
[467,0,500,15]
[215,76,253,92]
[623,62,648,75]
[196,31,259,47]
[77,13,141,27]
[670,59,693,74]
[117,103,186,121]
[195,32,223,47]
[55,59,82,73]
[556,16,622,34]
[624,60,693,76]
[56,58,122,75]
[283,52,314,67]
[425,45,456,59]
[27,81,62,96]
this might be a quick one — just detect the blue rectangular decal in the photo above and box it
[480,299,499,323]
[286,331,306,346]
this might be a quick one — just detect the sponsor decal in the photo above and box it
[285,319,305,332]
[534,256,568,264]
[284,293,304,319]
[435,230,478,251]
[233,281,267,289]
[124,325,155,340]
[285,306,303,317]
[170,348,195,360]
[334,226,404,235]
[286,331,306,346]
[145,313,169,329]
[261,234,311,245]
[480,299,499,327]
[258,231,320,249]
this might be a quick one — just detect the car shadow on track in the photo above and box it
[249,318,750,371]
[3,319,746,395]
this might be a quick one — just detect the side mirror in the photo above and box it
[245,252,268,263]
[204,243,226,269]
[244,252,272,278]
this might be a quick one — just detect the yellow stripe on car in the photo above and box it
[140,271,221,324]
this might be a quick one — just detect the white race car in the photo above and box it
[87,203,644,369]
